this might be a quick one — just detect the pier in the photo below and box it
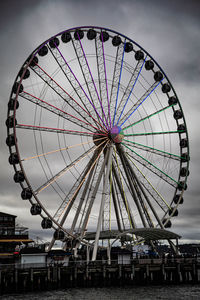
[0,257,200,295]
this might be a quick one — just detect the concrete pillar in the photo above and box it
[118,265,122,279]
[0,270,1,294]
[177,263,181,283]
[86,265,89,279]
[74,264,77,287]
[30,268,34,290]
[131,264,135,280]
[15,269,18,292]
[58,267,61,287]
[146,264,150,277]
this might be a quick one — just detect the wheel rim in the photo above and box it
[6,26,189,253]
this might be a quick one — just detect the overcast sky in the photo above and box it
[0,0,200,244]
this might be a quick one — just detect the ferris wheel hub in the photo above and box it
[109,125,124,144]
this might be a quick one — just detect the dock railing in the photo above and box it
[0,256,199,270]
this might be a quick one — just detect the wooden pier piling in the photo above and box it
[0,257,199,295]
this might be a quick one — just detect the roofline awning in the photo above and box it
[84,228,181,241]
[0,239,33,243]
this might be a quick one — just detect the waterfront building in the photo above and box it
[20,247,47,267]
[0,212,32,263]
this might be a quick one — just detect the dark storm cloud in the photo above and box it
[0,0,200,242]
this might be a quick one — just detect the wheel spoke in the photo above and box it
[123,143,178,187]
[55,143,107,227]
[30,60,107,132]
[22,138,105,162]
[20,91,100,133]
[48,41,107,131]
[124,130,184,137]
[34,140,107,195]
[95,31,112,128]
[109,40,125,120]
[126,155,171,211]
[120,78,164,127]
[116,57,147,125]
[124,153,165,228]
[73,32,109,129]
[123,139,182,161]
[112,42,126,126]
[123,104,176,130]
[16,123,107,137]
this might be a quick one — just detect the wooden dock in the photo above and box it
[0,257,200,294]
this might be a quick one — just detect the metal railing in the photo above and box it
[0,257,199,270]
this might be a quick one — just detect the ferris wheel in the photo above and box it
[6,26,189,259]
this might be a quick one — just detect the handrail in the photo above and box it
[0,257,199,270]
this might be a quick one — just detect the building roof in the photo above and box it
[129,228,181,240]
[0,239,33,243]
[20,247,46,254]
[84,228,181,241]
[0,212,16,218]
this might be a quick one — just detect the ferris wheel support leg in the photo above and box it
[111,182,123,232]
[87,244,90,264]
[125,154,165,229]
[68,166,97,255]
[107,242,111,265]
[92,145,113,261]
[70,160,96,234]
[60,153,98,227]
[112,163,136,229]
[47,151,99,252]
[168,239,179,255]
[116,144,147,228]
[79,145,110,240]
[47,237,56,252]
[121,150,156,228]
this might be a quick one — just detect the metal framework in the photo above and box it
[6,26,189,261]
